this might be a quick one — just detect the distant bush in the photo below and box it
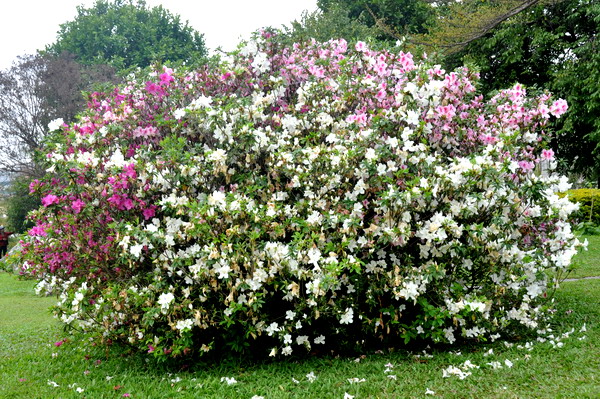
[559,189,600,234]
[6,177,40,233]
[561,189,600,224]
[14,33,584,361]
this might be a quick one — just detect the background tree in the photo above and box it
[39,52,117,124]
[0,53,117,178]
[282,5,380,44]
[0,55,47,178]
[317,0,434,39]
[45,0,208,70]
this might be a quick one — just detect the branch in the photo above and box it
[367,1,562,53]
[437,0,542,50]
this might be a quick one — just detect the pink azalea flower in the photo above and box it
[518,160,535,171]
[541,149,554,160]
[355,41,367,52]
[481,134,498,145]
[308,65,325,78]
[133,126,158,138]
[375,87,387,102]
[436,104,456,120]
[549,99,568,117]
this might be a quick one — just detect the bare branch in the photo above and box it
[0,53,118,179]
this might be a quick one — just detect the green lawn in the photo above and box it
[0,242,598,398]
[569,235,600,279]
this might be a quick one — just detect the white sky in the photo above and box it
[0,0,318,70]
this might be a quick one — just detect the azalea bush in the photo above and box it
[15,32,584,360]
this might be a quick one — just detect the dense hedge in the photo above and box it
[14,33,584,360]
[561,189,600,225]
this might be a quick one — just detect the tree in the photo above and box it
[46,0,207,70]
[0,55,47,178]
[317,0,434,38]
[39,52,117,124]
[0,53,118,178]
[282,5,380,45]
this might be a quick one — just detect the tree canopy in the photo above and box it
[317,0,434,37]
[45,0,207,70]
[283,5,379,45]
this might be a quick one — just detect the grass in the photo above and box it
[0,241,598,398]
[568,235,600,279]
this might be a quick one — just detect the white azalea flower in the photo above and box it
[157,292,175,311]
[48,118,64,131]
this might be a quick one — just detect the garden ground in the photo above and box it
[0,237,598,398]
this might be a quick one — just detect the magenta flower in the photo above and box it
[145,81,164,96]
[28,226,47,237]
[123,198,135,210]
[142,206,156,220]
[71,199,85,214]
[41,194,60,207]
[29,179,41,193]
[160,72,174,84]
[123,163,137,179]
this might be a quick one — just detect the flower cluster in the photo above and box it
[16,32,583,359]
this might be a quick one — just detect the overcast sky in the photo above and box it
[0,0,318,70]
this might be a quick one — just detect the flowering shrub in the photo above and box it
[16,32,584,359]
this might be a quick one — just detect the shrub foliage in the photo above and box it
[15,33,584,360]
[562,188,600,226]
[6,177,41,233]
